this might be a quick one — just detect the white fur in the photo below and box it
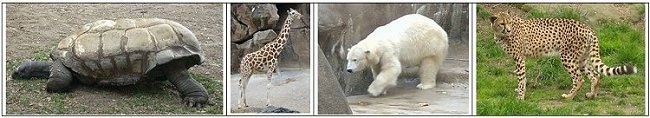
[346,14,448,96]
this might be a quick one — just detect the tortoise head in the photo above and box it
[12,61,51,79]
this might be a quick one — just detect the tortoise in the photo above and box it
[12,18,208,107]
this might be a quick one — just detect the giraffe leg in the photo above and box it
[238,69,252,108]
[266,68,273,106]
[266,59,280,106]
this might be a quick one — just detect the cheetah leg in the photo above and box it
[513,57,527,100]
[585,60,600,99]
[46,60,75,93]
[560,57,584,99]
[238,70,252,108]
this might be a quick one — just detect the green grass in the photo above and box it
[192,72,224,114]
[49,93,69,114]
[511,4,534,12]
[6,50,51,77]
[6,57,223,114]
[477,6,645,115]
[634,4,645,16]
[477,5,492,20]
[527,7,585,22]
[31,50,50,61]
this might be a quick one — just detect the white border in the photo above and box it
[469,3,476,115]
[1,2,648,116]
[312,3,319,115]
[225,3,232,115]
[309,3,316,115]
[221,3,228,115]
[2,3,6,116]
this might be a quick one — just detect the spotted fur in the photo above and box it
[237,8,302,108]
[490,12,637,100]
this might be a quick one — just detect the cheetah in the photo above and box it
[489,12,638,100]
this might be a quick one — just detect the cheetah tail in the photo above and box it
[12,61,52,79]
[589,39,638,76]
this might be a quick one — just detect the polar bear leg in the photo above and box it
[368,58,401,96]
[370,65,380,78]
[417,57,441,89]
[368,72,398,96]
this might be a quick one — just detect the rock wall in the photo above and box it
[231,4,311,73]
[318,4,469,96]
[317,45,352,114]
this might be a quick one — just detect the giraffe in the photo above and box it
[237,8,303,109]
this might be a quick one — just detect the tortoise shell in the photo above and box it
[50,18,203,84]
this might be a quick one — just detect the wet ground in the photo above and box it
[345,41,470,115]
[346,60,470,115]
[229,68,311,114]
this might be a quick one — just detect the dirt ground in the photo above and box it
[5,4,223,114]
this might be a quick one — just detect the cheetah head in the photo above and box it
[490,12,514,38]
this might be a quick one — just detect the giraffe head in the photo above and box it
[287,8,302,20]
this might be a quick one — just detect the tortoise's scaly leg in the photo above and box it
[46,60,74,93]
[167,70,208,108]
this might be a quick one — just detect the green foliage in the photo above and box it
[596,20,645,67]
[527,7,586,22]
[477,5,492,20]
[511,4,534,12]
[634,4,645,15]
[192,72,224,114]
[31,50,50,61]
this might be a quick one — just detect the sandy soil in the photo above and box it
[5,4,223,114]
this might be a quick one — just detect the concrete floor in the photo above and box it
[230,68,311,114]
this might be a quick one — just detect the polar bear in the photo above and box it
[346,14,448,96]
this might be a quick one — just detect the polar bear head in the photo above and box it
[345,45,378,73]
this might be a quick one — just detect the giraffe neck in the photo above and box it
[273,16,295,45]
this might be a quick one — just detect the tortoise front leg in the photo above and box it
[167,70,208,108]
[46,60,75,93]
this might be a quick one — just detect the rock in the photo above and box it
[317,4,469,96]
[231,43,244,72]
[317,46,353,114]
[231,4,279,43]
[418,102,430,107]
[260,106,300,113]
[231,4,253,43]
[251,4,279,30]
[252,29,277,46]
[231,18,248,43]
